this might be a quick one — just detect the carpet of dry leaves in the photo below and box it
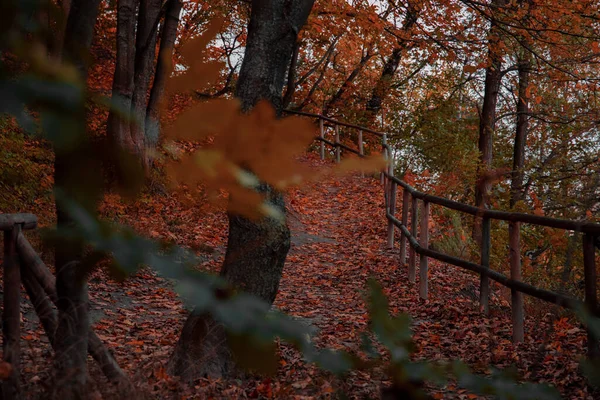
[9,154,596,399]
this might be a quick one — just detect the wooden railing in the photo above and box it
[0,214,129,397]
[1,214,36,398]
[287,109,600,359]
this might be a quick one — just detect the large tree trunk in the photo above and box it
[130,0,162,170]
[107,0,138,154]
[145,0,182,160]
[53,0,101,397]
[168,0,315,381]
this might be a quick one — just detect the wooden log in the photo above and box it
[419,201,430,300]
[0,213,37,231]
[335,124,341,163]
[479,217,491,315]
[408,196,418,283]
[335,141,362,156]
[387,182,397,249]
[509,222,524,343]
[399,190,410,265]
[16,233,130,387]
[319,118,325,160]
[3,225,21,399]
[584,234,599,359]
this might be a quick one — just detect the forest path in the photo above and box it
[276,156,590,399]
[14,155,592,399]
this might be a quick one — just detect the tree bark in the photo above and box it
[145,0,182,158]
[474,51,503,210]
[282,40,300,108]
[510,54,530,208]
[53,0,101,397]
[168,0,315,381]
[130,0,162,170]
[51,262,91,399]
[473,0,505,242]
[107,0,138,154]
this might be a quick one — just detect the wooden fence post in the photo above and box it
[381,134,387,184]
[400,190,410,265]
[387,181,397,249]
[584,233,598,359]
[3,224,21,399]
[419,201,430,300]
[358,130,364,156]
[335,124,341,163]
[358,130,364,177]
[319,118,325,160]
[509,222,524,343]
[409,196,418,283]
[479,217,491,314]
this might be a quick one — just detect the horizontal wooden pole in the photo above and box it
[285,109,385,137]
[387,213,583,310]
[315,137,365,158]
[0,214,37,231]
[384,173,600,234]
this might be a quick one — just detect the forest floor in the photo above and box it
[3,153,596,399]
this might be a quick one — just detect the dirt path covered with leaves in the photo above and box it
[11,155,594,399]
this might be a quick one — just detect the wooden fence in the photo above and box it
[1,111,598,396]
[1,214,129,398]
[286,109,600,359]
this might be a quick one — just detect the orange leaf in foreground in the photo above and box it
[0,362,12,380]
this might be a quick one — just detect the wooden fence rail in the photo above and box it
[382,144,599,356]
[287,109,599,359]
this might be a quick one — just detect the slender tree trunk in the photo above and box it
[323,48,372,116]
[365,2,417,122]
[107,0,138,154]
[508,50,529,343]
[145,0,182,159]
[282,40,300,108]
[130,0,162,170]
[474,53,503,209]
[53,0,101,397]
[510,55,530,208]
[473,0,505,241]
[168,0,315,381]
[294,42,335,111]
